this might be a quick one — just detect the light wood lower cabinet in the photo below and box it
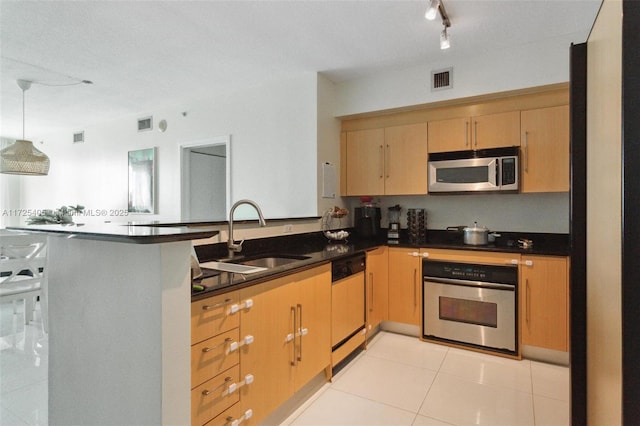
[520,255,569,352]
[239,264,331,425]
[387,248,422,326]
[366,246,388,334]
[191,291,242,425]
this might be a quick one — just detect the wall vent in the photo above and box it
[137,116,153,132]
[431,67,453,91]
[73,131,84,144]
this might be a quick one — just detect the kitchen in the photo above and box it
[1,1,638,425]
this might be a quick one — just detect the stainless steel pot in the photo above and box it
[463,222,489,245]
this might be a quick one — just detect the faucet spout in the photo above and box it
[227,199,267,258]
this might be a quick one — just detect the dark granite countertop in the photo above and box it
[7,222,219,244]
[191,229,570,300]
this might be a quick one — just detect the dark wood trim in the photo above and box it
[622,1,640,424]
[569,41,587,426]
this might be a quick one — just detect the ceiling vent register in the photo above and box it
[137,116,153,132]
[431,67,453,91]
[73,131,84,144]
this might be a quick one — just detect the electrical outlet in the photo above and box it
[283,224,293,233]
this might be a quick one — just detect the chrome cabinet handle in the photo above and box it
[369,272,374,312]
[201,337,233,352]
[413,269,418,307]
[297,303,303,362]
[385,144,390,178]
[525,279,531,327]
[379,144,384,179]
[465,121,469,147]
[202,298,233,310]
[290,306,297,366]
[524,131,529,173]
[474,121,478,147]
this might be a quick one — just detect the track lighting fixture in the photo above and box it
[425,0,440,20]
[440,26,451,50]
[426,0,452,50]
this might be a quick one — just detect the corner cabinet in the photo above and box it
[520,255,569,352]
[344,123,428,196]
[427,111,521,153]
[365,246,389,335]
[520,105,570,193]
[387,248,423,326]
[239,264,331,425]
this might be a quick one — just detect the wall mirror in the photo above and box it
[180,136,231,221]
[128,147,157,214]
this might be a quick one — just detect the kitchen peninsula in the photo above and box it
[7,223,219,425]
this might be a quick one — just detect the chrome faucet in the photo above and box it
[227,199,267,258]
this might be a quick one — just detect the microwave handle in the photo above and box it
[488,158,498,187]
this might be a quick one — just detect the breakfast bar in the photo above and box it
[7,223,218,425]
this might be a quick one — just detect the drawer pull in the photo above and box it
[228,298,254,314]
[202,337,233,353]
[226,409,254,426]
[202,298,233,310]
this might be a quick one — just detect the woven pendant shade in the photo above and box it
[0,139,50,175]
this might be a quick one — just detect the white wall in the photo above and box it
[11,73,320,225]
[334,32,582,117]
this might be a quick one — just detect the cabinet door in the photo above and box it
[521,105,570,193]
[331,272,365,347]
[366,246,388,333]
[345,128,385,195]
[520,256,569,352]
[239,277,296,425]
[294,266,331,390]
[427,117,470,153]
[387,248,422,326]
[384,123,429,194]
[471,111,520,150]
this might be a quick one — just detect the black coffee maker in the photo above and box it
[354,206,381,238]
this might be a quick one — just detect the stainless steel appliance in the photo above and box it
[428,147,519,193]
[387,205,401,242]
[422,259,518,355]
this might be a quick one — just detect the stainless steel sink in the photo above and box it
[233,254,310,268]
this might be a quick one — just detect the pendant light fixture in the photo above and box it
[0,79,50,175]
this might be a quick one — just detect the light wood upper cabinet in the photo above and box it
[345,128,385,195]
[387,248,422,326]
[366,246,389,334]
[521,105,570,193]
[520,255,569,352]
[384,123,429,194]
[428,111,521,153]
[344,123,428,196]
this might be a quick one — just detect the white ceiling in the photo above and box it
[0,0,601,140]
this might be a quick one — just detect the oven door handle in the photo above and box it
[424,276,515,291]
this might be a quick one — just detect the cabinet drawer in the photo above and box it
[192,328,240,389]
[192,291,240,345]
[204,402,252,426]
[192,365,240,426]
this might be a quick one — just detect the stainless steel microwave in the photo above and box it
[428,147,519,193]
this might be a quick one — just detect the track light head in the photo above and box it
[440,26,450,50]
[425,0,440,20]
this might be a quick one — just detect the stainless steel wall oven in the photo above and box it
[422,259,518,356]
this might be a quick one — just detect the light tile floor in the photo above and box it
[283,332,569,426]
[0,302,569,426]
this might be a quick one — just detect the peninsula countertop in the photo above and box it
[7,222,219,244]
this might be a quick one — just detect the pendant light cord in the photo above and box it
[22,86,25,140]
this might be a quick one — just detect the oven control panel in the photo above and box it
[423,260,518,285]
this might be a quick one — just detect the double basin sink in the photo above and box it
[200,253,311,275]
